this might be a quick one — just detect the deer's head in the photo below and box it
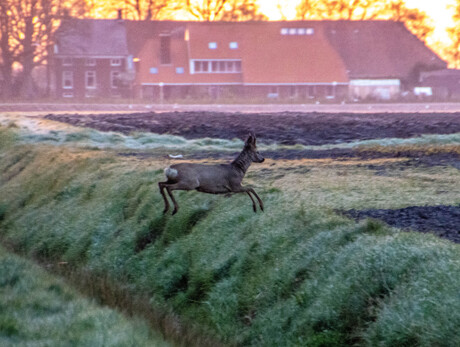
[245,132,264,163]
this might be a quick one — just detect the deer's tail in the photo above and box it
[164,167,178,180]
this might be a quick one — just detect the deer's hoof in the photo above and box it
[172,209,178,215]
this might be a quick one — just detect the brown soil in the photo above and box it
[343,205,460,243]
[44,111,460,145]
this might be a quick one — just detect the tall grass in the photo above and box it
[1,136,459,346]
[0,245,169,346]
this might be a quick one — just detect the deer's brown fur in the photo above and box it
[159,133,264,215]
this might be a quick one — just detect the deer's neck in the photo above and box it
[231,150,252,176]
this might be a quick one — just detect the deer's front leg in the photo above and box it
[234,186,263,213]
[247,188,264,212]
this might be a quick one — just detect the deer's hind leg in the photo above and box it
[159,182,171,214]
[164,180,199,215]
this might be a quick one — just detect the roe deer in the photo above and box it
[159,133,265,215]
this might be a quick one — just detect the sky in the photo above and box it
[257,0,456,44]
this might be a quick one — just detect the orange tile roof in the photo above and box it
[122,20,445,86]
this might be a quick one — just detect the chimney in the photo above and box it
[117,9,123,20]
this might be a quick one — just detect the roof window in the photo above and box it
[209,42,217,49]
[280,28,314,36]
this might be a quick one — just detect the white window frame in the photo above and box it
[326,85,335,99]
[85,71,96,89]
[111,58,122,66]
[191,60,242,74]
[85,58,96,66]
[229,42,238,49]
[62,71,73,89]
[208,42,217,49]
[111,71,120,89]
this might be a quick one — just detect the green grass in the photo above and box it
[0,245,169,347]
[1,124,460,346]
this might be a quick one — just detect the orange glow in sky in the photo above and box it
[257,0,456,43]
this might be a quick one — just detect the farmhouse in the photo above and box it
[53,18,446,101]
[418,69,460,100]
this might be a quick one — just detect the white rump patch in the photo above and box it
[164,167,178,179]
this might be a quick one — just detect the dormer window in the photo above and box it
[208,42,217,49]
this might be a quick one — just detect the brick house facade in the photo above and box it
[53,19,446,101]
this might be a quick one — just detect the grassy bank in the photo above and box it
[0,245,169,346]
[1,123,460,346]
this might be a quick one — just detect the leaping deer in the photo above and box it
[159,133,265,215]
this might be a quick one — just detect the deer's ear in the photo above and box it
[246,133,255,145]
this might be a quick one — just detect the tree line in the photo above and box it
[1,0,460,98]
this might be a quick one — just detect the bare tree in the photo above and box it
[447,0,460,67]
[296,0,385,20]
[186,0,228,21]
[296,0,433,43]
[0,0,87,98]
[220,0,267,21]
[102,0,179,20]
[384,0,433,42]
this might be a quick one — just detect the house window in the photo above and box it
[176,67,184,74]
[194,61,209,73]
[111,71,120,88]
[290,86,298,98]
[62,91,73,98]
[229,42,238,49]
[85,71,96,89]
[306,28,314,35]
[307,85,316,98]
[111,58,121,66]
[160,35,171,65]
[150,67,158,74]
[268,86,279,99]
[280,28,288,35]
[192,60,242,74]
[86,58,96,66]
[62,71,73,89]
[297,28,306,35]
[235,61,242,72]
[208,42,217,49]
[326,85,335,98]
[62,58,73,66]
